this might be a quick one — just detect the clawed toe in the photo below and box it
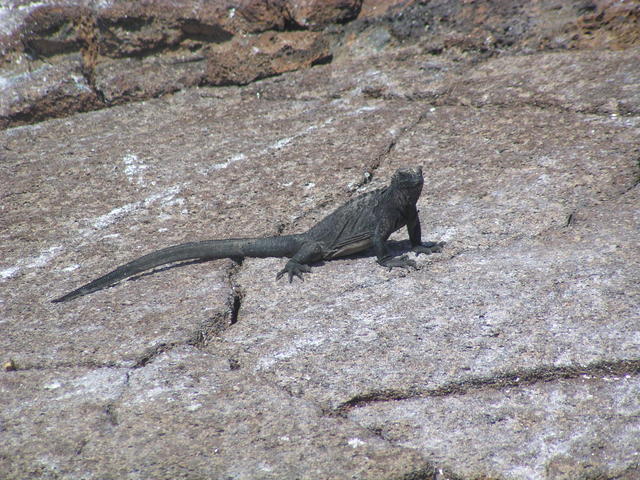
[276,262,312,282]
[379,255,418,271]
[413,241,445,255]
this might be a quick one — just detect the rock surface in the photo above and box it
[1,1,639,479]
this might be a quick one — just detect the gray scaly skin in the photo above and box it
[52,166,442,303]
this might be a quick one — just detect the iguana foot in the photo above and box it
[276,260,312,283]
[412,241,445,255]
[378,255,417,271]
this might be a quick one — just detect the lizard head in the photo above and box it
[391,166,424,189]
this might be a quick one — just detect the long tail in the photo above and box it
[52,236,300,303]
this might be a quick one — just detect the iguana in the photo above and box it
[52,166,442,303]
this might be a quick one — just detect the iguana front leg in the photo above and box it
[407,210,444,255]
[373,230,417,270]
[374,210,443,270]
[276,241,324,282]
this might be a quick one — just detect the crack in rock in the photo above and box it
[188,260,244,347]
[130,261,244,362]
[5,360,119,372]
[350,110,429,191]
[431,96,640,118]
[333,358,640,413]
[133,342,175,369]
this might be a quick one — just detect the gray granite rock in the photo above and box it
[2,347,431,479]
[348,374,640,479]
[1,2,639,479]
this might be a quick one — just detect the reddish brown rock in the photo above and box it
[288,0,363,27]
[205,30,330,86]
[0,0,332,125]
[572,0,640,50]
[0,54,102,129]
[2,0,640,128]
[229,0,296,33]
[21,5,90,57]
[358,0,411,20]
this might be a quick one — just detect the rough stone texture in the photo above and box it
[349,374,640,479]
[1,1,640,479]
[447,49,640,115]
[2,0,640,128]
[361,0,640,51]
[3,347,431,479]
[0,0,334,127]
[289,0,363,28]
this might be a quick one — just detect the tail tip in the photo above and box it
[51,292,76,303]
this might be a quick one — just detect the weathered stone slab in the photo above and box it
[0,366,130,478]
[0,54,101,129]
[1,347,432,479]
[444,48,640,115]
[1,2,639,478]
[0,0,332,127]
[348,374,640,479]
[245,44,640,117]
